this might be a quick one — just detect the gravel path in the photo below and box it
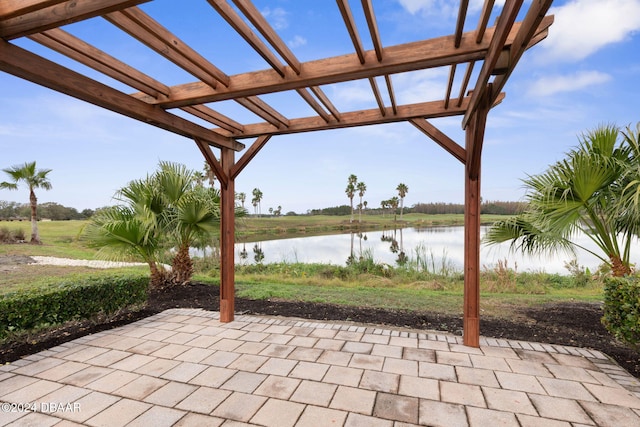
[0,254,147,269]
[32,256,148,268]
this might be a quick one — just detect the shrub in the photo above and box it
[602,276,640,348]
[0,274,149,338]
[0,226,25,243]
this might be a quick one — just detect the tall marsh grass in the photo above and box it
[407,243,458,276]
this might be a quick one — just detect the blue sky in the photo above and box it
[1,0,640,213]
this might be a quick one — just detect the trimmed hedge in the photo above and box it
[0,274,149,339]
[602,276,640,348]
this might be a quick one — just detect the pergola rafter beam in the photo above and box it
[445,63,456,109]
[369,77,386,116]
[0,39,244,151]
[207,0,286,77]
[462,0,522,129]
[0,0,68,20]
[216,96,484,138]
[235,96,289,128]
[362,0,383,61]
[490,0,554,104]
[182,105,245,135]
[384,75,397,115]
[455,0,470,48]
[336,0,366,64]
[310,86,342,121]
[133,20,539,108]
[476,0,496,43]
[233,0,301,74]
[0,0,151,39]
[104,7,230,89]
[296,89,332,123]
[28,28,170,98]
[455,0,494,107]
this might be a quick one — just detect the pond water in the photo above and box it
[232,226,640,275]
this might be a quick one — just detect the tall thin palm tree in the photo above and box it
[380,200,388,217]
[485,124,640,276]
[389,196,399,221]
[252,188,263,216]
[346,174,357,223]
[203,161,217,188]
[1,161,52,244]
[237,192,246,211]
[193,171,205,187]
[396,183,408,220]
[357,181,367,223]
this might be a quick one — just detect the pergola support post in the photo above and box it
[463,87,490,347]
[463,159,481,347]
[219,147,236,322]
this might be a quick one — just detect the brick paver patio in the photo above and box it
[1,308,639,426]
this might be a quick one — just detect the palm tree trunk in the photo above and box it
[610,254,632,277]
[350,198,354,223]
[29,188,41,244]
[148,262,166,288]
[172,242,194,285]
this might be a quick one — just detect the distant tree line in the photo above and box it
[1,199,526,220]
[0,200,94,220]
[309,200,526,216]
[406,200,526,215]
[308,205,352,216]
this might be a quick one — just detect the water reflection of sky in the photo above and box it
[234,226,640,275]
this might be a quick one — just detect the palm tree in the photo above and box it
[203,161,216,187]
[345,174,357,223]
[1,161,52,244]
[357,181,367,223]
[86,161,223,287]
[389,196,399,221]
[485,124,640,277]
[252,188,263,216]
[155,162,220,284]
[237,192,246,210]
[86,203,168,286]
[380,200,388,217]
[193,171,205,187]
[396,183,409,220]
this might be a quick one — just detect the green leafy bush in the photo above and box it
[602,276,640,348]
[0,274,149,338]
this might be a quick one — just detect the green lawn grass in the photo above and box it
[0,216,606,320]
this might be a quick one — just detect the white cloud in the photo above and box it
[527,70,611,97]
[397,0,457,18]
[260,7,288,30]
[393,69,449,104]
[396,0,487,17]
[543,0,640,61]
[288,35,307,48]
[330,80,375,109]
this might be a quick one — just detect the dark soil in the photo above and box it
[2,282,638,379]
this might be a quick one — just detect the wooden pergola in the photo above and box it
[0,0,554,347]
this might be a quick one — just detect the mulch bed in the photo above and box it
[1,282,638,379]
